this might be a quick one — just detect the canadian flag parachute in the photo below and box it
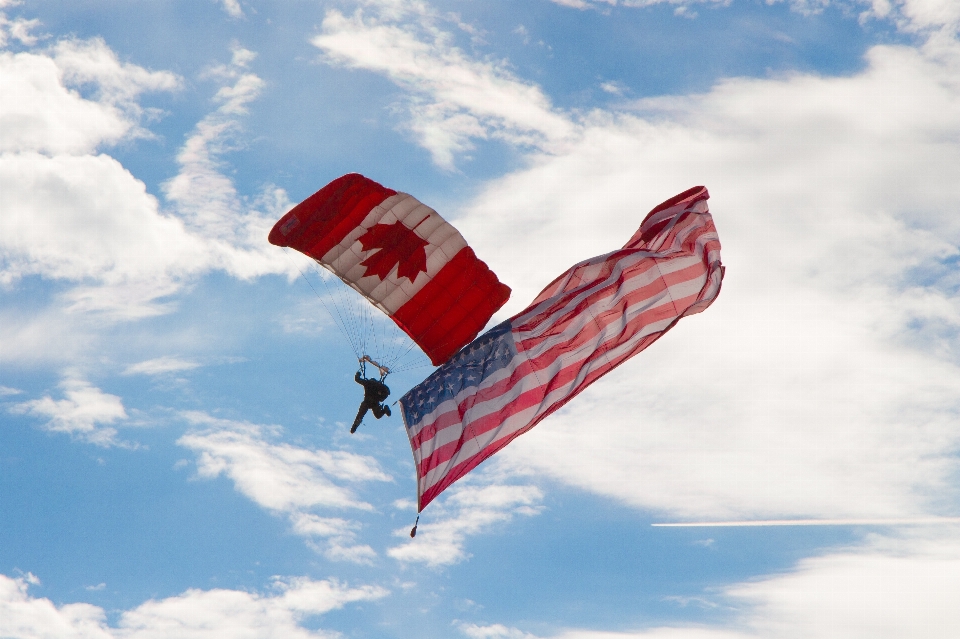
[269,174,511,365]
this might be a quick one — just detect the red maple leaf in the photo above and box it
[357,221,429,282]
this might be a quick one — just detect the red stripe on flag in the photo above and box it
[515,259,709,352]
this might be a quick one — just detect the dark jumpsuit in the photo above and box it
[351,371,391,433]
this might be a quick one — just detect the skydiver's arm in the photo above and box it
[355,371,363,384]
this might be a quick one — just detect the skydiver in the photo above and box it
[351,369,391,433]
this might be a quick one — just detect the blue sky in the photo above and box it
[3,0,960,637]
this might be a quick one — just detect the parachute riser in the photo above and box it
[359,355,390,379]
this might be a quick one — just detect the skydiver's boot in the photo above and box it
[384,404,391,417]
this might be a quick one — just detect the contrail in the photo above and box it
[652,517,960,527]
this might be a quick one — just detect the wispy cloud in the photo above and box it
[289,512,378,564]
[178,412,391,562]
[1,35,295,332]
[164,45,263,242]
[548,0,960,34]
[460,623,540,639]
[9,378,127,446]
[312,8,577,170]
[1,37,179,157]
[0,5,41,48]
[388,470,542,567]
[123,356,201,376]
[855,0,960,32]
[458,531,960,639]
[653,518,960,527]
[220,0,244,19]
[599,80,626,95]
[52,38,181,123]
[0,572,387,639]
[159,43,297,283]
[0,37,200,319]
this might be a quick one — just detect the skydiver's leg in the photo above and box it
[351,403,370,433]
[371,404,387,419]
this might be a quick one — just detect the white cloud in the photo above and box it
[10,378,127,446]
[897,0,960,31]
[1,34,294,330]
[443,38,960,522]
[848,0,960,31]
[164,46,264,242]
[0,38,205,320]
[0,305,101,366]
[0,572,387,639]
[545,0,960,34]
[464,529,960,639]
[155,44,295,284]
[470,625,744,639]
[461,623,540,639]
[289,513,378,563]
[278,304,331,335]
[0,2,41,47]
[0,572,113,639]
[546,0,727,14]
[52,38,180,119]
[388,471,543,567]
[177,413,390,561]
[312,9,577,169]
[0,12,40,48]
[599,81,625,95]
[0,152,207,313]
[546,0,597,9]
[0,385,22,395]
[729,531,960,638]
[123,357,201,376]
[220,0,244,19]
[0,39,179,156]
[179,412,391,510]
[157,44,293,284]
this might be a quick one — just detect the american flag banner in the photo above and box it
[399,186,724,511]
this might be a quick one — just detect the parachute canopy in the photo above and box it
[269,174,511,365]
